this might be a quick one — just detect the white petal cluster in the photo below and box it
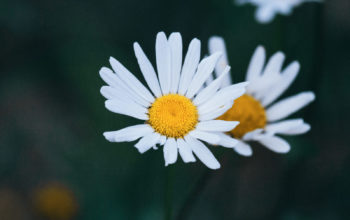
[208,36,315,155]
[236,0,322,23]
[100,32,248,169]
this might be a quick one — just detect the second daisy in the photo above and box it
[208,36,315,156]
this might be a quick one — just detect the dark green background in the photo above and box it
[1,0,349,219]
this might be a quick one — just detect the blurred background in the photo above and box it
[1,0,349,219]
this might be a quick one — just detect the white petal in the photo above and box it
[265,119,311,135]
[105,99,148,120]
[109,57,155,103]
[197,85,205,94]
[156,32,172,95]
[100,86,150,110]
[133,42,162,97]
[178,38,201,95]
[256,135,291,153]
[283,123,310,135]
[242,129,264,141]
[261,61,300,107]
[248,52,285,98]
[186,52,222,99]
[277,2,294,14]
[262,51,285,78]
[246,46,265,82]
[247,73,281,97]
[196,120,239,132]
[234,141,253,157]
[208,36,232,87]
[266,91,315,122]
[205,73,214,86]
[159,136,167,146]
[265,119,303,133]
[193,66,231,106]
[135,132,161,153]
[100,86,139,105]
[100,86,117,100]
[99,67,151,107]
[198,83,247,115]
[163,138,178,166]
[185,136,220,169]
[215,133,239,148]
[199,100,233,121]
[103,124,153,142]
[169,33,183,93]
[255,6,276,24]
[177,138,196,163]
[99,67,120,88]
[189,130,220,145]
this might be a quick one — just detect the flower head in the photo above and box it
[33,183,78,220]
[208,36,315,155]
[100,32,248,169]
[236,0,322,23]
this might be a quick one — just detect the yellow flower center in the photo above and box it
[218,94,267,138]
[148,94,198,138]
[34,183,77,220]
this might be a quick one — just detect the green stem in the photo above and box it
[175,169,212,220]
[175,154,229,220]
[164,167,173,220]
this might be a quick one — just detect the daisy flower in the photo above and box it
[100,32,248,169]
[236,0,322,24]
[208,36,315,156]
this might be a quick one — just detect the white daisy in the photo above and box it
[208,36,315,156]
[100,32,248,169]
[236,0,322,24]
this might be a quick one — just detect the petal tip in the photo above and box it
[210,163,221,170]
[156,31,167,39]
[133,42,140,49]
[103,132,115,142]
[309,92,316,101]
[256,45,266,53]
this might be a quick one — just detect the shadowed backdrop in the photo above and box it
[0,0,349,219]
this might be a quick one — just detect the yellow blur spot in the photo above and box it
[218,94,267,138]
[34,183,77,220]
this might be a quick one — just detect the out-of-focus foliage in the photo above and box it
[0,0,349,219]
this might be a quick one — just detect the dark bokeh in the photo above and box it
[0,0,349,219]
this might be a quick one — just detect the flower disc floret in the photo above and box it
[148,94,198,138]
[218,94,267,138]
